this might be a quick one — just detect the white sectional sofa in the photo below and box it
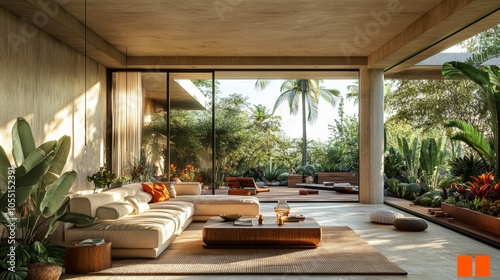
[66,182,260,258]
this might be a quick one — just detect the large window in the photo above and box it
[110,70,359,201]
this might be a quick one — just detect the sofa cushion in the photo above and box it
[134,190,153,203]
[163,182,177,198]
[172,195,260,218]
[174,182,202,195]
[125,196,150,214]
[142,182,170,202]
[95,202,134,220]
[70,189,130,217]
[65,201,195,249]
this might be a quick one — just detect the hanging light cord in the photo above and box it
[84,0,87,146]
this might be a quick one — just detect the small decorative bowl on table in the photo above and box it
[219,213,243,221]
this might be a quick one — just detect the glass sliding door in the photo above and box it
[111,71,214,193]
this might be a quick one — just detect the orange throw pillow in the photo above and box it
[141,182,170,203]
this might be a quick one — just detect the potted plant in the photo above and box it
[110,175,132,189]
[87,164,116,192]
[296,164,317,184]
[0,117,96,280]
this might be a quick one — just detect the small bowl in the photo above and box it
[219,213,243,221]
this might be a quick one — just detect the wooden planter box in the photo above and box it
[317,172,359,185]
[441,202,500,236]
[287,175,303,188]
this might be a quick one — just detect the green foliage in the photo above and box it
[385,79,488,133]
[86,164,116,191]
[127,155,152,183]
[262,160,285,182]
[296,164,317,175]
[388,182,421,200]
[479,198,500,217]
[406,183,422,200]
[0,118,96,279]
[393,183,409,198]
[385,178,400,190]
[449,154,491,182]
[414,190,444,207]
[444,120,494,166]
[397,136,421,183]
[323,98,359,173]
[255,79,340,166]
[442,62,500,177]
[420,137,447,190]
[460,24,500,66]
[384,146,405,180]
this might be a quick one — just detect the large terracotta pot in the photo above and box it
[26,263,62,280]
[441,202,500,236]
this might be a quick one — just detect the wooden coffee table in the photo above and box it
[202,216,322,248]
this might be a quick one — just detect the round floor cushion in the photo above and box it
[369,209,405,224]
[393,217,428,231]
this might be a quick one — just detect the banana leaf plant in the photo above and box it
[397,136,421,183]
[442,62,500,177]
[420,137,447,190]
[0,117,96,280]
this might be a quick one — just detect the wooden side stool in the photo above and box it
[64,241,112,274]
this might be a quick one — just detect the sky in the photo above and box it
[214,45,466,142]
[217,79,358,141]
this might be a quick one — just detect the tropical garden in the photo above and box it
[383,25,500,223]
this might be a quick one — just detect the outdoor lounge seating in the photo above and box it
[225,177,257,195]
[237,177,271,193]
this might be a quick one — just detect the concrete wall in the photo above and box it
[0,7,107,193]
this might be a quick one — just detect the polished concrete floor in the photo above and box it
[61,202,499,280]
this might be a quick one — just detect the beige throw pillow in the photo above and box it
[164,182,177,198]
[126,195,150,214]
[96,202,134,220]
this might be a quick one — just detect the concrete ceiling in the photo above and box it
[0,0,499,78]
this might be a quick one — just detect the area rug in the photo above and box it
[93,224,407,275]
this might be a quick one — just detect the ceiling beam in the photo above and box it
[0,0,125,67]
[125,56,367,69]
[385,9,500,78]
[369,0,500,70]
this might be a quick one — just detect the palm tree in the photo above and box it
[255,79,340,166]
[248,104,281,132]
[346,81,359,105]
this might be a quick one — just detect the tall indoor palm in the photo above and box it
[255,79,340,166]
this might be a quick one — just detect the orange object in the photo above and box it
[475,255,490,277]
[142,182,170,202]
[457,255,473,277]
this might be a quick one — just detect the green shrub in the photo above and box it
[386,178,400,190]
[415,190,444,207]
[390,183,409,198]
[404,183,422,200]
